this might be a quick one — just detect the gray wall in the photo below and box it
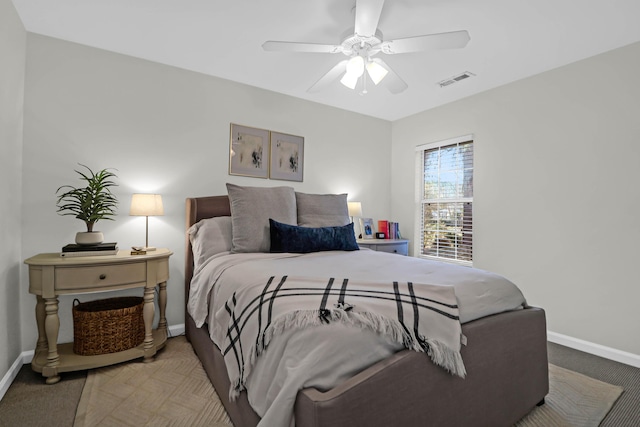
[0,0,26,385]
[21,34,392,347]
[391,41,640,356]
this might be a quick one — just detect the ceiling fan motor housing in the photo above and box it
[340,29,383,58]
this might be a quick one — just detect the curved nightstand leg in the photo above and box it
[43,297,60,384]
[35,295,47,353]
[158,281,168,335]
[142,286,156,362]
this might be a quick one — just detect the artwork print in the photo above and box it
[229,124,269,179]
[274,140,298,173]
[269,132,304,182]
[235,133,263,169]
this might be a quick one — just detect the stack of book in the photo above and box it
[60,242,118,257]
[377,220,402,239]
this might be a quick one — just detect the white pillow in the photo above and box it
[188,216,233,270]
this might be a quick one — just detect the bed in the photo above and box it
[184,186,549,427]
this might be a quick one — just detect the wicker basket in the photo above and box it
[72,296,145,356]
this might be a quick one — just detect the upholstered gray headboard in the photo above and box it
[184,195,231,323]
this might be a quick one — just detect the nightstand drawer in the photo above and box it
[55,262,146,290]
[375,243,408,256]
[357,239,409,256]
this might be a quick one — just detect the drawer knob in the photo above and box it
[99,274,106,280]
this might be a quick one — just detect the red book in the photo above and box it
[378,220,388,239]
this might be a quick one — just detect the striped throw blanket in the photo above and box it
[221,275,466,399]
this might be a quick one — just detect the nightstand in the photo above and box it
[24,248,173,384]
[357,239,409,256]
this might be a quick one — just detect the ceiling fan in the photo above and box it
[262,0,470,94]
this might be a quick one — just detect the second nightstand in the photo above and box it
[357,239,409,256]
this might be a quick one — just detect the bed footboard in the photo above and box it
[188,307,547,427]
[295,307,548,427]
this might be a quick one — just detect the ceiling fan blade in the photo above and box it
[380,30,470,54]
[372,58,407,94]
[354,0,385,37]
[307,60,349,93]
[263,41,343,54]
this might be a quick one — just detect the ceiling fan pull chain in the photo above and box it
[362,71,368,95]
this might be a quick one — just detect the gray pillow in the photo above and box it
[188,216,233,270]
[296,192,350,227]
[227,183,297,253]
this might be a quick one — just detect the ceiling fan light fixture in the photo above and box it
[366,61,388,85]
[340,55,365,89]
[345,55,365,77]
[340,72,359,89]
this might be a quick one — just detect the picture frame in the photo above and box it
[229,124,269,179]
[359,218,375,239]
[269,131,304,182]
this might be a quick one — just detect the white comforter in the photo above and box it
[188,249,526,427]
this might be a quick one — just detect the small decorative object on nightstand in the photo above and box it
[24,248,172,384]
[357,239,409,256]
[359,218,375,239]
[55,164,118,246]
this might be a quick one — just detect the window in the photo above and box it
[415,135,473,265]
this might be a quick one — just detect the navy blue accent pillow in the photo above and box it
[269,219,359,253]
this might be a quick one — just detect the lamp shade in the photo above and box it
[341,56,366,89]
[366,61,388,85]
[348,201,363,218]
[346,55,365,77]
[340,72,359,90]
[130,194,164,216]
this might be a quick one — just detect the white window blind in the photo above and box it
[415,136,473,265]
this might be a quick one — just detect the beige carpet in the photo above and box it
[73,336,232,427]
[74,336,622,427]
[516,364,623,427]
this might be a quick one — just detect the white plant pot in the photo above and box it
[75,231,104,245]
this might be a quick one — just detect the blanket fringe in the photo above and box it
[228,308,466,399]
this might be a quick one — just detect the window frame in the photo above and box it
[414,134,474,266]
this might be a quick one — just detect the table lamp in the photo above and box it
[348,201,363,239]
[129,194,164,251]
[348,202,362,222]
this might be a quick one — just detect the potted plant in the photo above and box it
[56,164,118,245]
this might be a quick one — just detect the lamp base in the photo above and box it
[132,245,156,252]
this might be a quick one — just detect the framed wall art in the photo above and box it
[229,124,269,179]
[269,131,304,182]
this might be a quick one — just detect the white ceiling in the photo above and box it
[11,0,640,121]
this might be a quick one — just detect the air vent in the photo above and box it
[438,72,475,88]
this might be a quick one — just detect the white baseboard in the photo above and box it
[168,323,185,337]
[548,330,640,368]
[0,350,33,402]
[0,324,186,402]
